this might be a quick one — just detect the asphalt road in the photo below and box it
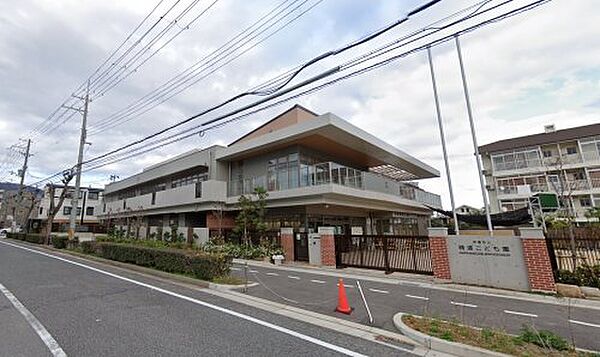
[0,240,411,357]
[231,262,600,352]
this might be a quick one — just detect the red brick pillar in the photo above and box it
[318,227,336,266]
[519,228,556,293]
[428,227,451,280]
[280,228,294,263]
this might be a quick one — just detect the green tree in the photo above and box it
[585,207,600,225]
[233,187,268,245]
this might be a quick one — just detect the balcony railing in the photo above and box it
[497,179,599,197]
[228,161,442,208]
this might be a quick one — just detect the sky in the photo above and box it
[0,0,599,210]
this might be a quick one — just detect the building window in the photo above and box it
[103,203,106,213]
[171,172,208,189]
[580,197,592,207]
[63,206,72,215]
[39,207,43,215]
[86,207,95,216]
[566,147,578,155]
[88,192,99,200]
[542,150,553,158]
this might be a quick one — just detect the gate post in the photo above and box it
[280,228,294,263]
[519,227,556,293]
[428,227,451,280]
[318,227,336,266]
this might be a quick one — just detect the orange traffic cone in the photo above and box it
[335,278,352,314]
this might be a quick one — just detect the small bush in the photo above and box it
[556,265,600,289]
[94,242,231,281]
[24,234,44,244]
[202,242,283,259]
[518,326,570,351]
[52,235,68,249]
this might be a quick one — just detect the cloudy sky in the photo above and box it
[0,0,598,209]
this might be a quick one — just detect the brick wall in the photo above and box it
[521,238,556,292]
[429,236,451,280]
[320,235,336,266]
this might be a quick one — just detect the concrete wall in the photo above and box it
[446,235,529,291]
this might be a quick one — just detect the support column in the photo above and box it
[318,227,336,267]
[519,227,556,293]
[280,228,294,263]
[428,227,451,280]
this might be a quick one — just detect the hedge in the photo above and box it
[556,265,600,289]
[89,242,231,281]
[52,236,68,249]
[7,232,46,244]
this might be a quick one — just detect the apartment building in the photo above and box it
[32,185,105,232]
[99,105,442,258]
[479,124,600,221]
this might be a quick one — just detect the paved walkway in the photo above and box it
[232,259,600,352]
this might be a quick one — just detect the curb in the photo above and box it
[393,313,509,357]
[233,259,600,311]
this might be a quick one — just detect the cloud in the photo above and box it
[1,0,599,211]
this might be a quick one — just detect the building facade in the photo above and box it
[32,185,105,233]
[479,124,600,222]
[99,106,442,256]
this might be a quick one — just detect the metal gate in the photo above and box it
[335,235,433,275]
[294,232,309,261]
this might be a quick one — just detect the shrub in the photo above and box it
[518,326,570,351]
[94,242,231,280]
[80,241,98,254]
[556,265,600,289]
[52,235,68,249]
[24,234,44,244]
[202,242,283,259]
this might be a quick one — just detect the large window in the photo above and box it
[171,172,208,188]
[496,175,547,194]
[88,191,99,200]
[581,138,600,162]
[491,149,541,172]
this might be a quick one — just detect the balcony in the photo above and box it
[228,161,442,208]
[497,179,600,198]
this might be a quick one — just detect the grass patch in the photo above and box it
[211,275,245,285]
[402,315,597,357]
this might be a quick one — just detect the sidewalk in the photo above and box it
[232,258,600,310]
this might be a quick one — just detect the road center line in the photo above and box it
[0,282,67,357]
[368,288,389,294]
[249,270,259,273]
[287,276,300,280]
[450,301,477,308]
[230,267,241,271]
[504,310,537,318]
[569,319,600,328]
[266,272,279,276]
[405,294,429,301]
[310,279,326,284]
[0,241,367,357]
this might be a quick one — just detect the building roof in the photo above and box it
[218,111,440,179]
[479,123,600,153]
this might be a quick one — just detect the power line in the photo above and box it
[88,0,320,135]
[26,0,552,187]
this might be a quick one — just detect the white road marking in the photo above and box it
[249,270,259,273]
[310,279,326,284]
[266,272,279,276]
[405,294,429,301]
[450,301,477,308]
[504,310,538,318]
[569,319,600,328]
[368,288,389,294]
[230,267,241,271]
[0,282,67,357]
[287,275,301,280]
[0,241,368,357]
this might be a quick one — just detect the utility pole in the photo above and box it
[454,35,493,235]
[68,82,90,240]
[12,139,31,232]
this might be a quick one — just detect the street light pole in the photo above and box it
[454,35,493,235]
[427,46,460,235]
